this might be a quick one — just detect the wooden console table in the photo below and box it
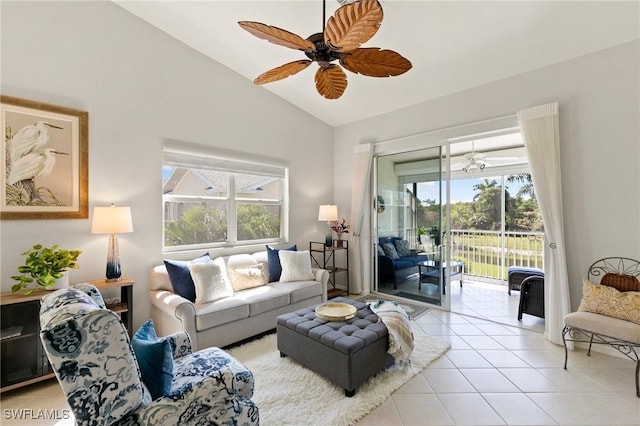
[0,277,134,393]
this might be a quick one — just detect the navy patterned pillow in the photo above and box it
[266,245,297,282]
[394,239,412,257]
[164,253,210,302]
[382,243,399,260]
[377,245,385,256]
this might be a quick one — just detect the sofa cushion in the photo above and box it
[279,250,314,282]
[189,257,234,304]
[377,246,385,256]
[402,255,429,265]
[394,239,412,257]
[382,243,399,260]
[251,251,269,265]
[194,298,250,331]
[564,311,640,344]
[392,259,415,271]
[272,280,323,303]
[227,253,259,269]
[235,286,290,316]
[164,253,210,302]
[132,320,173,399]
[266,245,297,282]
[578,279,640,325]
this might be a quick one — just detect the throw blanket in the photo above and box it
[368,300,414,364]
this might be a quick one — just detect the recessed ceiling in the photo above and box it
[114,0,639,127]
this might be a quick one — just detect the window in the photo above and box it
[163,149,288,251]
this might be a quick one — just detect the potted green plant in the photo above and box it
[428,225,442,247]
[11,244,82,294]
[416,226,428,238]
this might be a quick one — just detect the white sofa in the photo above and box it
[149,250,329,350]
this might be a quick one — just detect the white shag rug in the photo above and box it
[227,332,450,426]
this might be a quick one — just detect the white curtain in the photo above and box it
[517,103,571,345]
[350,143,374,294]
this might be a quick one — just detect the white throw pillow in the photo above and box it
[279,250,314,283]
[188,257,233,304]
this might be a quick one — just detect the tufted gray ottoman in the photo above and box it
[276,297,394,397]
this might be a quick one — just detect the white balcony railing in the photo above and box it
[406,228,544,283]
[451,229,544,282]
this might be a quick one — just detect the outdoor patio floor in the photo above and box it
[378,274,545,333]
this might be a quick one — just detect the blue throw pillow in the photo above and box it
[394,239,412,257]
[266,245,297,282]
[164,253,210,302]
[132,319,173,400]
[382,243,400,260]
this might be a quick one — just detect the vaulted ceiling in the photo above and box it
[115,1,639,127]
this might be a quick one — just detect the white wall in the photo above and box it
[0,1,333,327]
[334,41,640,309]
[2,2,638,322]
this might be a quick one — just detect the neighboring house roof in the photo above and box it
[163,167,277,196]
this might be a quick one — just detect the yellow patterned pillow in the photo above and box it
[228,264,266,291]
[578,279,640,325]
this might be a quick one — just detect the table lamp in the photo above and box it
[91,204,133,281]
[318,204,338,247]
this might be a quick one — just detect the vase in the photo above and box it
[47,271,69,291]
[335,239,344,248]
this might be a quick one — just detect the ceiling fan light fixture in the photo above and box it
[238,0,412,99]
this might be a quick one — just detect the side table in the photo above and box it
[0,277,135,393]
[309,241,349,298]
[86,277,135,337]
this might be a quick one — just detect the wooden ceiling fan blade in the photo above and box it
[254,60,312,85]
[238,21,315,51]
[324,0,383,52]
[340,48,412,77]
[315,65,348,99]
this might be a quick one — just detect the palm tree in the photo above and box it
[507,173,535,199]
[472,179,499,200]
[472,179,507,230]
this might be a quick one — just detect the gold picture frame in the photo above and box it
[1,95,88,219]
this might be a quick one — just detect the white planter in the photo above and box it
[47,271,69,291]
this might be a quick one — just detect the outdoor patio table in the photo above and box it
[418,260,464,294]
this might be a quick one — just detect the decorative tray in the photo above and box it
[315,302,356,321]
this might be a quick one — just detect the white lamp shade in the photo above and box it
[91,206,133,234]
[318,204,338,221]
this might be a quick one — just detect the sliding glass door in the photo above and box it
[373,144,451,309]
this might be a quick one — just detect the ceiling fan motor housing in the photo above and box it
[304,33,344,67]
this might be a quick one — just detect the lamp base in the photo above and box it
[325,223,333,247]
[106,234,122,281]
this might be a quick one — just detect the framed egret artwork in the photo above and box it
[1,96,88,219]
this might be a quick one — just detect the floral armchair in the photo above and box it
[39,284,259,425]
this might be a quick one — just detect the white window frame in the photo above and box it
[163,144,289,253]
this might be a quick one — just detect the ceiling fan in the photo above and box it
[453,141,519,173]
[238,0,412,99]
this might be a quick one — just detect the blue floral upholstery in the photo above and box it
[40,285,259,426]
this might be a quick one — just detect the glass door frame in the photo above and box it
[372,141,452,311]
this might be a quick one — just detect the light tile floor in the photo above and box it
[1,303,638,425]
[382,275,546,332]
[356,309,640,426]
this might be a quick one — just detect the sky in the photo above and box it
[417,176,526,204]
